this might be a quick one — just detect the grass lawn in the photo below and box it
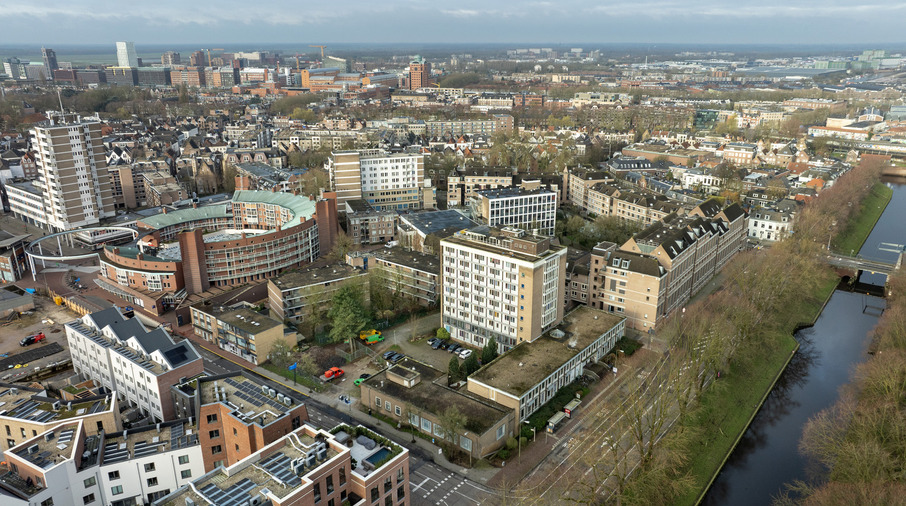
[833,182,893,255]
[676,273,839,506]
[262,363,326,393]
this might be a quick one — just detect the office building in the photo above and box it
[328,150,428,211]
[154,423,410,506]
[407,55,431,90]
[116,41,138,68]
[0,418,205,506]
[170,372,310,471]
[66,307,204,422]
[441,227,567,352]
[0,231,30,282]
[31,116,117,232]
[474,187,558,237]
[161,51,181,65]
[105,66,138,86]
[40,47,58,80]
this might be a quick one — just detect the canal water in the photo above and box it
[702,182,906,505]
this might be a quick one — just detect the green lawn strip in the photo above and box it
[676,274,838,506]
[833,182,893,254]
[261,363,327,393]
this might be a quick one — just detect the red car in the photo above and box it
[323,367,345,380]
[20,332,46,347]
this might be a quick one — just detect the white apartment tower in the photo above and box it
[475,187,558,236]
[441,227,567,352]
[31,117,117,231]
[328,149,428,211]
[116,41,138,67]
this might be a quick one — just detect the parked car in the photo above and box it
[359,373,371,380]
[323,367,345,380]
[447,344,461,354]
[431,339,445,350]
[382,351,396,360]
[388,353,405,364]
[427,337,439,347]
[20,332,46,347]
[359,329,384,345]
[458,349,473,360]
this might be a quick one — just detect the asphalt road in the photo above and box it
[193,346,496,505]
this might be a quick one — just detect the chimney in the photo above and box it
[192,202,198,209]
[162,207,168,214]
[136,253,143,261]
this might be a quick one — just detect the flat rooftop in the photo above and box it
[0,387,112,425]
[199,375,294,425]
[270,261,363,290]
[400,209,479,236]
[160,426,340,505]
[363,358,511,434]
[471,307,625,397]
[371,248,440,275]
[11,422,80,470]
[102,419,199,465]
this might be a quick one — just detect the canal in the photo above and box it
[702,182,906,505]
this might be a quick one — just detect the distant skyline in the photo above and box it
[4,0,906,46]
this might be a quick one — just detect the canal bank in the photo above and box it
[673,274,839,506]
[698,181,906,505]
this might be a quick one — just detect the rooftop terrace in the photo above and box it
[199,375,295,425]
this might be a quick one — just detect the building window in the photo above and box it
[83,476,96,487]
[111,485,123,496]
[108,471,120,480]
[375,396,381,407]
[339,466,346,486]
[209,429,220,439]
[421,418,432,432]
[326,475,334,494]
[496,425,505,440]
[460,436,473,452]
[181,469,192,479]
[40,500,53,506]
[147,477,158,487]
[371,486,379,502]
[212,445,222,454]
[144,463,156,472]
[178,455,189,465]
[233,428,238,436]
[398,484,406,501]
[394,405,401,416]
[385,400,391,412]
[314,483,321,503]
[83,494,96,505]
[207,414,218,423]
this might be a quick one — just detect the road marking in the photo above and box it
[412,477,430,491]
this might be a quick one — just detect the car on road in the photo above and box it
[458,349,473,360]
[427,337,439,347]
[20,332,46,347]
[323,367,345,380]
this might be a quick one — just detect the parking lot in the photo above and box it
[0,298,77,381]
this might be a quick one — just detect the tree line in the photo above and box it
[541,155,890,504]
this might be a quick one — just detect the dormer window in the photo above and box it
[612,259,620,267]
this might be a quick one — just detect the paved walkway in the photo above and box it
[170,315,501,485]
[486,348,656,491]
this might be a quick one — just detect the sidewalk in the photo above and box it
[486,348,656,491]
[176,327,499,484]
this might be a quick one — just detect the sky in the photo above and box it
[3,0,906,46]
